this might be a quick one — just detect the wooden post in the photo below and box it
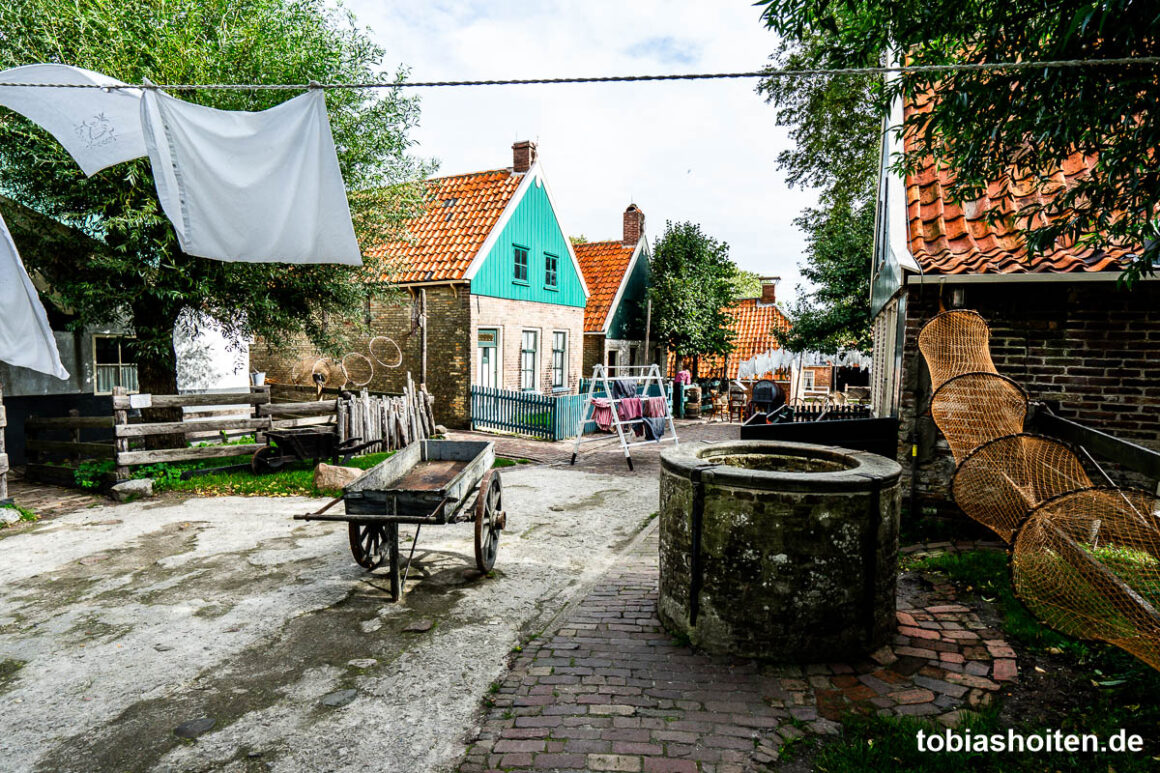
[112,386,130,481]
[0,378,9,503]
[420,288,428,389]
[644,298,652,365]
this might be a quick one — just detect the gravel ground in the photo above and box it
[0,466,658,773]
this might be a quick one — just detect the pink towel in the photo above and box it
[644,396,667,417]
[591,397,613,431]
[617,397,643,422]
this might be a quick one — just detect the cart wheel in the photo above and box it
[250,445,284,475]
[474,470,503,573]
[348,521,388,569]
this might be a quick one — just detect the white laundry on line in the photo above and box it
[0,64,146,176]
[141,88,362,265]
[0,210,68,380]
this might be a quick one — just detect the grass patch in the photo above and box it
[492,457,531,468]
[144,452,396,498]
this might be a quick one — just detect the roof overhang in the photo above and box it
[904,271,1154,285]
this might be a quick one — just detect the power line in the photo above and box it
[1,56,1158,91]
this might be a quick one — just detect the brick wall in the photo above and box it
[469,294,585,396]
[250,284,473,427]
[582,334,604,377]
[896,280,1160,509]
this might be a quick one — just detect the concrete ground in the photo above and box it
[0,465,659,773]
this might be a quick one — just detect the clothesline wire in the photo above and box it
[1,56,1158,90]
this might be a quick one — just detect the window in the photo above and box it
[93,335,139,394]
[513,245,529,283]
[802,370,816,391]
[544,253,558,288]
[607,349,618,371]
[520,330,538,391]
[551,331,567,389]
[477,328,499,388]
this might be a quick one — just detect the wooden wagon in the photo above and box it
[295,440,505,600]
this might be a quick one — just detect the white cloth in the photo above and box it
[141,88,361,265]
[0,64,146,176]
[0,210,68,379]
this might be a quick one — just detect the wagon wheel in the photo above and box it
[474,470,504,573]
[250,445,284,475]
[348,521,388,569]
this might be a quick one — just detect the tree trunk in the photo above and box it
[131,303,184,450]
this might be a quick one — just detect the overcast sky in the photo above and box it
[344,1,816,304]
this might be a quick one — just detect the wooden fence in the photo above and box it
[338,376,435,452]
[470,386,589,441]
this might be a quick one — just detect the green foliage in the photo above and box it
[74,458,115,489]
[758,34,878,354]
[757,0,1160,282]
[727,268,764,300]
[0,503,39,525]
[149,450,395,497]
[0,0,433,392]
[648,221,737,368]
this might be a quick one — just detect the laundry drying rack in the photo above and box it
[570,364,679,471]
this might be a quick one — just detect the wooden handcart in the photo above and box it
[295,440,505,600]
[251,425,378,474]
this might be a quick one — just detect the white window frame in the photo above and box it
[550,330,568,391]
[802,369,816,391]
[93,334,139,395]
[477,327,501,389]
[519,329,539,392]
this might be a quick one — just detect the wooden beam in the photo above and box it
[117,443,264,466]
[26,438,115,458]
[1033,409,1160,481]
[26,415,115,430]
[260,401,338,418]
[112,391,270,410]
[115,417,271,438]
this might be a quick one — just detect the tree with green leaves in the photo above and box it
[728,268,764,301]
[649,221,737,378]
[0,0,431,402]
[758,0,1160,280]
[758,34,880,354]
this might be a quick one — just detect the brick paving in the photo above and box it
[5,474,104,520]
[459,528,1018,772]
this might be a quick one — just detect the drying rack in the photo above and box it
[569,364,679,471]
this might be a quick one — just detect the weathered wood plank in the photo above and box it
[26,415,115,430]
[26,438,116,458]
[112,391,270,410]
[260,401,338,418]
[0,453,8,475]
[117,443,264,466]
[116,417,271,438]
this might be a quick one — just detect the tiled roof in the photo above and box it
[905,100,1135,275]
[366,169,523,283]
[574,240,636,333]
[678,298,791,380]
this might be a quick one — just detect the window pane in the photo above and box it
[514,245,528,282]
[94,336,121,364]
[545,253,558,287]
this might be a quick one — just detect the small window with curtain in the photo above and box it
[544,253,558,288]
[93,335,139,395]
[513,244,529,283]
[551,331,567,389]
[520,330,538,391]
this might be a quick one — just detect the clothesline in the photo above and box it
[737,348,872,380]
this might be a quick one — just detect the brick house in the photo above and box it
[686,278,791,381]
[869,102,1158,508]
[574,204,652,376]
[251,141,589,428]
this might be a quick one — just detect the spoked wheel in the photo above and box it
[474,470,504,573]
[348,521,388,569]
[250,445,285,475]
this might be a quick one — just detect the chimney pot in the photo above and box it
[622,204,645,246]
[512,140,537,173]
[758,276,780,305]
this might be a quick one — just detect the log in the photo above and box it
[259,401,338,418]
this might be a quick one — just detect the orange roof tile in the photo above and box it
[904,100,1136,275]
[365,169,523,283]
[574,240,637,333]
[674,298,791,380]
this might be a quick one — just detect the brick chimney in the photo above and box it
[622,204,645,246]
[758,276,780,305]
[512,140,537,173]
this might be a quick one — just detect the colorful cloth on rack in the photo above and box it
[674,370,692,385]
[642,416,666,441]
[591,397,613,431]
[141,88,361,265]
[617,397,643,422]
[643,396,667,418]
[608,378,638,399]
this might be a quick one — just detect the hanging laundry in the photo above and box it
[141,88,361,265]
[0,211,68,380]
[608,378,638,400]
[591,398,613,432]
[617,397,643,422]
[642,416,666,441]
[643,396,667,418]
[0,65,147,176]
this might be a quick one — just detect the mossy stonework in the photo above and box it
[658,441,902,661]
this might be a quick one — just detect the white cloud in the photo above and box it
[345,0,817,303]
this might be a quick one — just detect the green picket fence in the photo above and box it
[470,386,588,441]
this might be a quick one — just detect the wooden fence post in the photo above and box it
[0,379,8,503]
[112,386,130,481]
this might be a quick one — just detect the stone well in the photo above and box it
[658,440,901,661]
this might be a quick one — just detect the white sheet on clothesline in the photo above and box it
[0,64,146,176]
[141,88,362,265]
[0,210,68,379]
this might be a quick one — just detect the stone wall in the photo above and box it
[896,280,1160,510]
[250,284,473,428]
